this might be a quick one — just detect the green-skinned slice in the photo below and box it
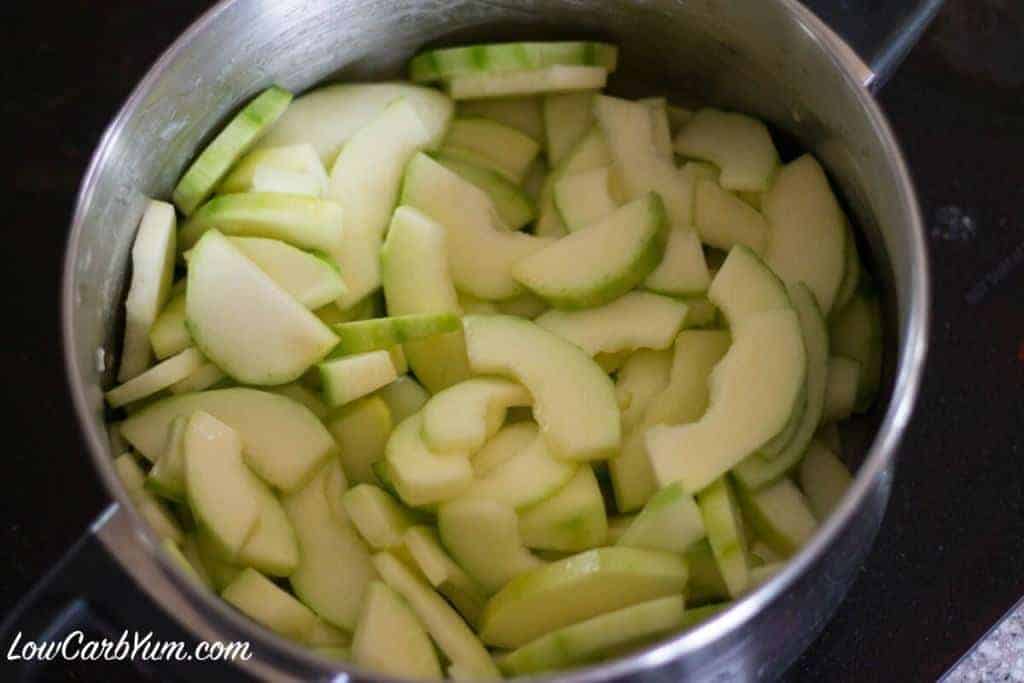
[518,466,607,553]
[330,313,460,355]
[410,42,618,82]
[179,192,344,255]
[514,193,666,309]
[732,283,828,489]
[499,596,685,675]
[435,153,535,229]
[447,66,608,100]
[173,86,292,215]
[480,546,688,648]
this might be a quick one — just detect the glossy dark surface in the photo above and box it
[0,0,1021,680]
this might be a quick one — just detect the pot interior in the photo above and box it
[64,0,925,676]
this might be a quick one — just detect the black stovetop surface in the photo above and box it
[1,1,1022,680]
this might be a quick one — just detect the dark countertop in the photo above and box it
[1,1,1022,680]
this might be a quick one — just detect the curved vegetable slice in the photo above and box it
[514,193,666,309]
[442,117,540,183]
[609,330,731,513]
[179,193,344,254]
[593,95,694,229]
[518,466,607,552]
[352,581,442,679]
[462,315,620,462]
[647,246,805,494]
[186,230,338,385]
[120,388,335,492]
[218,143,326,196]
[763,155,847,314]
[695,179,770,254]
[535,292,687,356]
[119,200,177,381]
[553,165,620,232]
[105,347,205,408]
[256,83,453,164]
[618,482,705,554]
[222,568,320,643]
[373,552,501,679]
[733,283,828,489]
[182,412,261,559]
[422,377,531,453]
[410,42,618,82]
[380,206,471,392]
[461,433,577,510]
[480,547,688,648]
[385,414,473,507]
[237,481,300,577]
[228,237,346,309]
[439,498,543,594]
[499,596,685,676]
[173,86,293,215]
[448,66,608,100]
[673,108,779,192]
[327,98,433,306]
[436,153,536,229]
[648,308,805,494]
[644,227,710,296]
[283,459,377,630]
[401,153,553,300]
[472,422,539,476]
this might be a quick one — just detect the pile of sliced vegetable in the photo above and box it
[105,39,881,679]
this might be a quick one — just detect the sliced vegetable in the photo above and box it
[439,498,542,594]
[643,227,710,296]
[421,377,531,454]
[480,547,688,648]
[327,98,434,306]
[518,467,607,553]
[120,388,334,492]
[763,155,847,314]
[443,117,540,183]
[174,86,293,215]
[227,236,347,310]
[352,581,442,679]
[326,395,392,485]
[411,42,618,82]
[256,83,453,164]
[381,205,471,392]
[187,230,338,385]
[118,200,176,381]
[447,66,608,100]
[283,459,377,630]
[514,193,666,309]
[462,315,620,462]
[401,153,553,300]
[673,108,779,192]
[535,292,687,356]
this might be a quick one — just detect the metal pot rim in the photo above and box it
[61,0,930,679]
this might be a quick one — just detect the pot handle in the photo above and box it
[801,0,945,91]
[0,504,225,681]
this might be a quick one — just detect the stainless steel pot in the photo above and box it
[12,0,934,680]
